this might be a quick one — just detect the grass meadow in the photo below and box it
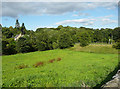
[2,44,119,87]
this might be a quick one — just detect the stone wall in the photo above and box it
[102,70,120,89]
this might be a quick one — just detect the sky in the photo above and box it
[1,2,119,31]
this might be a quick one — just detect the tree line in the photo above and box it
[1,24,120,55]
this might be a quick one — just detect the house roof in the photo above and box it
[14,34,20,39]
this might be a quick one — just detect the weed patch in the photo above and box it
[33,62,44,67]
[57,58,62,61]
[49,59,55,63]
[16,64,28,69]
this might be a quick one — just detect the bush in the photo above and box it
[112,39,120,49]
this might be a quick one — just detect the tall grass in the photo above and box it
[69,43,118,54]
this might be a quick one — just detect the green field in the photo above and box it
[2,44,119,87]
[70,43,118,54]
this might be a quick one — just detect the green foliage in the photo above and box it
[52,42,59,49]
[2,27,13,38]
[93,29,103,42]
[79,32,91,47]
[37,41,47,51]
[112,39,120,49]
[113,27,120,42]
[2,38,17,55]
[16,36,35,53]
[2,25,120,55]
[36,31,49,51]
[28,32,38,51]
[56,25,63,30]
[58,32,74,49]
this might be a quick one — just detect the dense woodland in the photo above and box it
[1,20,120,55]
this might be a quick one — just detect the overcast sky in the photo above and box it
[2,2,118,30]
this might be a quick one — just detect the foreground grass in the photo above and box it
[2,47,118,87]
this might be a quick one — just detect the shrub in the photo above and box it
[112,39,120,49]
[33,62,44,67]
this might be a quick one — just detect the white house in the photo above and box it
[14,33,24,41]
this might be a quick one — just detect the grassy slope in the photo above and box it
[2,44,119,87]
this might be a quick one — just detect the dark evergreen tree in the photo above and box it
[15,19,20,28]
[21,23,26,35]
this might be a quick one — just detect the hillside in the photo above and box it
[2,44,119,87]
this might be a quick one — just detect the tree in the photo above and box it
[2,27,13,38]
[113,27,120,42]
[36,31,49,51]
[93,29,103,42]
[58,32,74,49]
[28,31,38,51]
[56,25,63,30]
[16,36,34,53]
[21,23,26,35]
[67,29,78,43]
[79,32,91,47]
[9,26,13,30]
[15,19,20,28]
[2,38,17,55]
[112,39,120,49]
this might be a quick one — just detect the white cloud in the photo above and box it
[73,12,89,17]
[55,18,95,25]
[55,15,117,26]
[2,2,118,18]
[101,18,117,25]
